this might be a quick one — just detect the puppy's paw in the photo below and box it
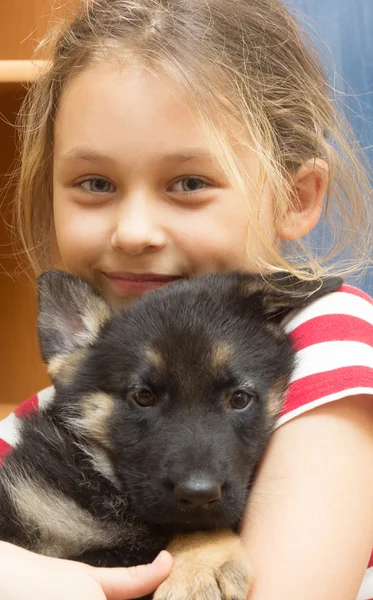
[153,530,252,600]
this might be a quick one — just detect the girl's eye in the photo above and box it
[171,177,210,194]
[129,388,157,408]
[77,178,115,194]
[75,176,209,196]
[229,390,256,411]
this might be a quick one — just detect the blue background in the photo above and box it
[285,0,373,292]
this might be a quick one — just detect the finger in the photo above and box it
[92,550,173,600]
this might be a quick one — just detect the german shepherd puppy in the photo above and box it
[0,270,342,599]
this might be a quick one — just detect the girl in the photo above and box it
[1,0,373,598]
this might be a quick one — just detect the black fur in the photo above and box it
[0,270,342,579]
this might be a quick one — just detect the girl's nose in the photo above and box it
[110,194,167,256]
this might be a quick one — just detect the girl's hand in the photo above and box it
[0,541,173,600]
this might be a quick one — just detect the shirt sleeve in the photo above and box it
[275,284,373,429]
[0,386,55,465]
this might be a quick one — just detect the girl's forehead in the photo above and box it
[53,61,251,167]
[56,62,208,141]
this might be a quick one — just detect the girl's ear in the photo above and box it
[276,158,328,240]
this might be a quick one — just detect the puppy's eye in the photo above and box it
[230,390,256,410]
[130,388,156,407]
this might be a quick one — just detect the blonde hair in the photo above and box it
[14,0,373,280]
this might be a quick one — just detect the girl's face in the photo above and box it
[53,62,276,308]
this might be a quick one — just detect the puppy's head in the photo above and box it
[37,270,342,531]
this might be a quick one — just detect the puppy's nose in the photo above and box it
[174,475,222,509]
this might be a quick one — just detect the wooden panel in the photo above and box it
[0,0,80,414]
[0,0,78,60]
[0,60,49,83]
[0,1,81,414]
[0,404,17,420]
[0,89,50,410]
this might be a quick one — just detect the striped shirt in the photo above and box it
[1,283,373,597]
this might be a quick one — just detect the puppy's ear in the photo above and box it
[37,270,111,365]
[241,272,343,323]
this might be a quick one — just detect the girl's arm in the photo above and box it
[241,394,373,600]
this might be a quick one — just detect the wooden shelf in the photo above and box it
[0,1,65,409]
[0,60,49,83]
[0,404,16,420]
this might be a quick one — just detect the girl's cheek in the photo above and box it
[54,200,111,265]
[172,208,249,261]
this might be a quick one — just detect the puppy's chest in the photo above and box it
[11,475,133,558]
[1,425,159,562]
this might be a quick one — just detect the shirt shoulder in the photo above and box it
[0,386,55,464]
[276,285,373,427]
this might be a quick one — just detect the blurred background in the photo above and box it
[286,0,373,292]
[287,0,373,163]
[0,0,372,412]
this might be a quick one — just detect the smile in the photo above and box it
[103,272,185,294]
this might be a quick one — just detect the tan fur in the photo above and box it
[78,295,111,344]
[267,375,289,422]
[65,392,115,450]
[57,294,110,349]
[211,342,231,374]
[47,348,87,383]
[145,347,165,371]
[46,293,110,381]
[4,473,125,558]
[80,392,114,449]
[77,442,121,489]
[153,530,252,600]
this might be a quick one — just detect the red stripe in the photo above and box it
[368,549,373,568]
[0,439,12,466]
[13,394,39,418]
[282,366,373,416]
[290,314,373,352]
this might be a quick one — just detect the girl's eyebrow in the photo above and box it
[57,148,215,164]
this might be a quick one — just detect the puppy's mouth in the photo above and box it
[140,503,236,531]
[167,511,231,531]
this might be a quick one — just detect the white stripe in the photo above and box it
[38,386,55,409]
[0,387,54,449]
[275,387,373,428]
[285,291,373,334]
[0,412,21,447]
[290,341,373,383]
[357,566,373,600]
